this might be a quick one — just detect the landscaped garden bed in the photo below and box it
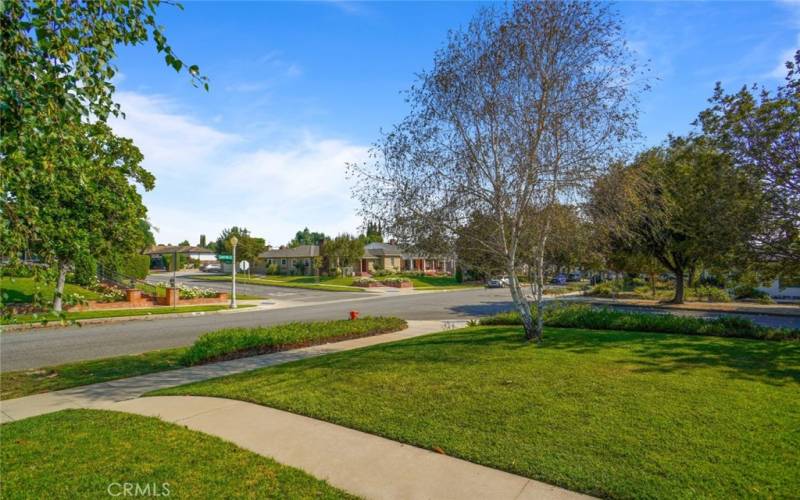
[154,325,800,499]
[479,303,800,341]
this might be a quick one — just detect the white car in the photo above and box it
[201,263,222,273]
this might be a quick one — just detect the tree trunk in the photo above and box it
[508,265,535,341]
[687,264,697,288]
[53,260,68,313]
[650,272,657,298]
[672,267,685,304]
[533,253,545,341]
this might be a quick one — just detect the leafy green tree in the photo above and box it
[1,1,205,312]
[215,227,266,266]
[321,234,363,273]
[37,122,155,311]
[289,227,327,247]
[589,138,760,303]
[178,240,190,247]
[696,51,800,278]
[363,221,383,244]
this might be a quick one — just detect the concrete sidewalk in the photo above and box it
[0,320,456,423]
[107,396,590,500]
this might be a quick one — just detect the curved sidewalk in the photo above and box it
[108,396,590,500]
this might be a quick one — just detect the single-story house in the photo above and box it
[260,245,319,275]
[144,245,217,268]
[757,277,800,301]
[359,242,455,275]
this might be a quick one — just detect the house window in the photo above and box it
[304,259,310,266]
[281,259,287,265]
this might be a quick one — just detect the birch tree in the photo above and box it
[350,1,642,340]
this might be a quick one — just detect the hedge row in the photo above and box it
[181,316,408,365]
[479,303,799,341]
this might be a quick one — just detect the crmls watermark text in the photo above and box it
[107,482,170,497]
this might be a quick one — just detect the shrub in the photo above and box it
[353,277,377,287]
[70,254,97,286]
[588,281,621,298]
[0,262,36,277]
[381,277,410,285]
[372,269,393,277]
[455,267,464,283]
[117,254,151,279]
[733,285,772,301]
[478,303,799,341]
[181,317,408,365]
[692,285,731,303]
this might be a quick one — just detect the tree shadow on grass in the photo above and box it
[537,328,800,385]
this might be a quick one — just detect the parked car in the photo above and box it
[567,272,582,282]
[550,274,567,285]
[201,263,222,273]
[499,276,510,287]
[486,278,505,288]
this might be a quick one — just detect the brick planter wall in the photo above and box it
[383,280,413,288]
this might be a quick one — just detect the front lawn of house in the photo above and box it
[154,325,800,499]
[0,410,353,499]
[193,274,365,292]
[1,304,250,326]
[194,273,479,291]
[0,277,103,303]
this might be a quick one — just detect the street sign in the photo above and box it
[239,260,250,272]
[219,254,232,263]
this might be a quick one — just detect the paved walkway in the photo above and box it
[0,320,455,422]
[107,396,590,500]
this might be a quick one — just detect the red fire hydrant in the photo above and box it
[349,310,359,320]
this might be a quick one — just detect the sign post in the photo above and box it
[230,237,238,309]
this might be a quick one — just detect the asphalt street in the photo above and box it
[2,279,798,371]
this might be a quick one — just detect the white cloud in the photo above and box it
[109,91,368,246]
[768,33,799,79]
[111,92,239,178]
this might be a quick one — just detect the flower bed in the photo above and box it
[353,277,382,288]
[381,277,412,288]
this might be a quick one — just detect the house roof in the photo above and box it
[363,242,404,258]
[260,245,319,259]
[144,245,214,255]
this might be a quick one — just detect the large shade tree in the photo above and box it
[1,0,205,311]
[696,51,800,278]
[588,137,760,303]
[351,1,642,340]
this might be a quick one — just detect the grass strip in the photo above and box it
[0,409,354,499]
[1,317,407,399]
[2,304,254,326]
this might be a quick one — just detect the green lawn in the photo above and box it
[2,304,252,326]
[1,347,187,400]
[0,409,353,499]
[194,274,366,292]
[1,277,103,303]
[155,326,800,499]
[193,273,478,291]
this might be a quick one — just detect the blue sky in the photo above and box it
[109,1,799,247]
